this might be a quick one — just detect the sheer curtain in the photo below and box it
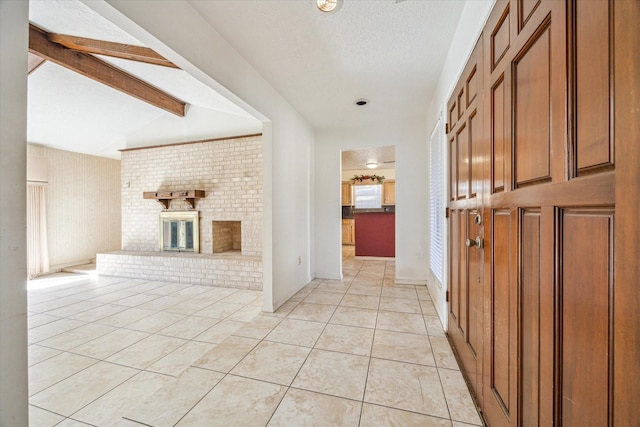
[27,182,49,279]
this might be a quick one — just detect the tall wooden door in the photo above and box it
[447,0,640,425]
[447,38,485,401]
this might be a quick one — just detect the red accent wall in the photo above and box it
[354,213,395,257]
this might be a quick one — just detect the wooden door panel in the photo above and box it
[518,0,541,31]
[487,209,514,421]
[458,210,468,336]
[520,209,542,426]
[560,209,614,426]
[492,76,506,193]
[449,209,460,324]
[491,2,511,71]
[456,123,469,199]
[513,20,551,187]
[571,0,613,175]
[450,136,457,201]
[470,111,480,199]
[467,210,482,357]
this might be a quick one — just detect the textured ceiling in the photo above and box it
[342,146,395,171]
[188,0,467,129]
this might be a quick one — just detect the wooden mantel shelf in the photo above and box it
[143,190,205,209]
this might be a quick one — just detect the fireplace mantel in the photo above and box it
[143,190,205,209]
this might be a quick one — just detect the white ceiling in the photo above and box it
[342,146,395,171]
[26,0,468,159]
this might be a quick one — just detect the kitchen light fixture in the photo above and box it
[354,98,369,106]
[366,162,379,169]
[316,0,342,13]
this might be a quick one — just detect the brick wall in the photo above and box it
[120,135,262,256]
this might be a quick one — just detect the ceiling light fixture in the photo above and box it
[366,162,379,169]
[354,98,369,106]
[316,0,343,13]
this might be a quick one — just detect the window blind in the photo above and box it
[429,114,445,286]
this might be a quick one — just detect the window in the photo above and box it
[353,184,382,209]
[429,115,445,286]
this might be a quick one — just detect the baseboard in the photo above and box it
[313,272,344,280]
[394,278,428,286]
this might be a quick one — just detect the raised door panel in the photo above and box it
[513,21,551,187]
[450,135,457,201]
[492,76,507,192]
[572,0,613,174]
[456,123,469,199]
[560,209,614,426]
[466,210,482,358]
[491,1,511,70]
[449,209,460,324]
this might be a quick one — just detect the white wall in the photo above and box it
[424,0,495,326]
[27,145,121,270]
[315,119,428,282]
[0,1,29,424]
[89,0,315,311]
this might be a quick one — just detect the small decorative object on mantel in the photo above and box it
[351,174,385,184]
[143,190,205,209]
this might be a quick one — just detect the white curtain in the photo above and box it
[27,183,49,279]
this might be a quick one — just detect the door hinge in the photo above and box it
[446,290,450,302]
[445,123,450,134]
[445,207,450,219]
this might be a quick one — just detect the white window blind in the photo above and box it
[429,114,445,286]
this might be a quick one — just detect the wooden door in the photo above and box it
[447,38,484,402]
[447,0,640,425]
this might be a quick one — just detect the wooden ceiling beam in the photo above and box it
[28,52,46,74]
[47,33,179,69]
[29,24,186,117]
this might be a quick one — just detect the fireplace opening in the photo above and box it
[159,211,200,253]
[213,221,241,254]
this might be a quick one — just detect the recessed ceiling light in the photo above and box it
[354,98,369,106]
[317,0,342,13]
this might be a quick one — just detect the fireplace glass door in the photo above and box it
[159,211,199,253]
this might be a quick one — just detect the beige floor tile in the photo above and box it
[29,352,98,396]
[268,300,299,317]
[111,293,161,307]
[90,290,138,304]
[376,311,427,335]
[232,314,283,340]
[158,315,220,340]
[340,294,380,310]
[219,289,262,305]
[231,341,311,386]
[96,307,157,328]
[425,315,446,337]
[346,283,382,296]
[45,301,104,318]
[315,281,351,293]
[124,311,186,333]
[170,285,213,298]
[176,375,286,427]
[360,403,453,427]
[138,295,188,311]
[292,349,369,400]
[193,319,245,343]
[430,336,459,370]
[106,334,186,369]
[165,298,215,315]
[30,361,138,416]
[198,287,238,302]
[147,341,217,376]
[193,335,260,373]
[29,297,82,314]
[195,301,245,319]
[28,344,62,367]
[420,298,438,315]
[416,286,433,301]
[39,323,116,351]
[28,313,62,329]
[227,304,262,322]
[143,282,189,296]
[379,296,422,314]
[71,329,149,360]
[365,358,449,418]
[125,368,224,427]
[303,291,344,305]
[28,318,87,343]
[381,285,418,300]
[453,422,483,427]
[56,419,94,426]
[315,324,374,356]
[330,306,378,329]
[29,405,65,427]
[68,304,129,322]
[372,329,436,366]
[289,288,312,302]
[351,276,384,287]
[72,371,174,427]
[268,388,361,427]
[288,302,336,322]
[439,368,483,425]
[265,318,326,347]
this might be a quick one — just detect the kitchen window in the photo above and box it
[353,184,382,209]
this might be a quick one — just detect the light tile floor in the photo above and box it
[27,248,483,426]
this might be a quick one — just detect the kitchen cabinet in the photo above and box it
[341,182,353,206]
[341,219,355,245]
[382,180,395,205]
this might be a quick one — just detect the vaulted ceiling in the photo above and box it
[27,0,469,160]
